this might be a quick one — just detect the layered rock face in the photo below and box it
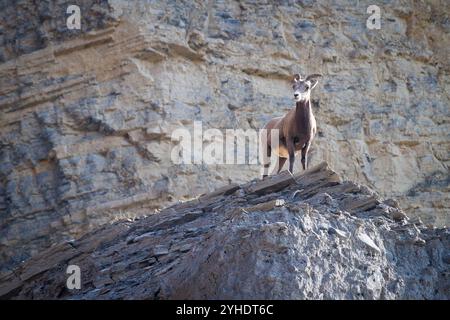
[0,0,449,273]
[1,163,448,299]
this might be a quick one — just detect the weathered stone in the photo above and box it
[199,183,240,201]
[328,227,348,239]
[357,233,381,254]
[244,171,296,195]
[245,199,285,212]
[0,163,448,300]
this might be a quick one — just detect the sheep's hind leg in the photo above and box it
[276,157,287,174]
[261,145,271,178]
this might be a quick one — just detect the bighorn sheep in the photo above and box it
[261,73,321,177]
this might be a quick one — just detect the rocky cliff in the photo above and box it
[0,0,449,274]
[1,163,448,299]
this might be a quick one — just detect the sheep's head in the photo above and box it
[292,73,321,102]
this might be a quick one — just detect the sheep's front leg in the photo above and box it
[301,141,310,170]
[287,140,295,174]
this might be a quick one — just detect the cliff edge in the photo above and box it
[1,162,448,299]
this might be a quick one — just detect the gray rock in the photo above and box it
[1,163,448,300]
[357,232,381,254]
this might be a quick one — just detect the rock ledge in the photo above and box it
[0,162,448,299]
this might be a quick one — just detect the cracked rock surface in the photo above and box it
[1,163,448,299]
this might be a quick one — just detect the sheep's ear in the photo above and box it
[306,74,322,89]
[293,74,301,82]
